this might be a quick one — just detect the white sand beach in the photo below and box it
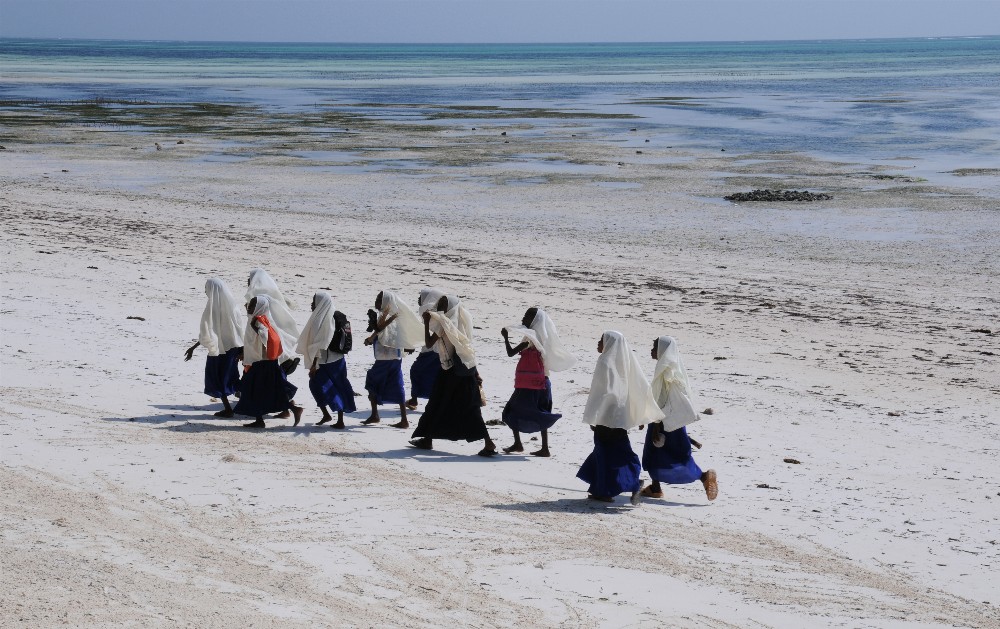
[1,123,998,628]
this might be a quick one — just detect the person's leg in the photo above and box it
[291,402,303,426]
[363,393,381,424]
[531,430,550,457]
[244,415,266,428]
[317,404,333,425]
[391,404,408,429]
[333,410,345,429]
[503,429,524,453]
[215,396,234,418]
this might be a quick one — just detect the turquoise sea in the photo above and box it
[2,37,999,162]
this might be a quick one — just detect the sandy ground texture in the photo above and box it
[1,120,999,628]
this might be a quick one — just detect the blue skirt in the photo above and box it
[502,378,561,433]
[234,360,297,417]
[204,346,242,398]
[642,425,703,484]
[409,351,441,399]
[365,358,405,405]
[577,431,642,498]
[309,359,357,412]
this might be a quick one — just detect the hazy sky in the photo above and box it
[2,0,998,43]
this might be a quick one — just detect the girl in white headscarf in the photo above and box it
[296,292,357,429]
[405,288,447,411]
[184,278,244,417]
[641,336,718,501]
[244,268,300,366]
[361,290,422,428]
[233,295,303,429]
[499,307,576,457]
[410,294,497,457]
[577,331,662,504]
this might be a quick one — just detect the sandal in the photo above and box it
[640,486,663,499]
[702,469,718,501]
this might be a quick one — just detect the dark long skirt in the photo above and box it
[204,346,242,398]
[577,428,642,498]
[502,378,561,433]
[409,351,441,399]
[234,360,297,417]
[642,425,703,484]
[365,358,405,405]
[309,359,357,413]
[411,366,488,442]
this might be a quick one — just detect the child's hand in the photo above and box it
[309,366,317,377]
[184,347,195,361]
[500,328,508,339]
[422,311,431,323]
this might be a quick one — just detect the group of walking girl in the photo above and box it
[186,269,718,504]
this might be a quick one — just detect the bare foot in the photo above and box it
[214,409,234,418]
[701,469,718,501]
[502,444,524,454]
[405,398,418,410]
[410,437,432,450]
[530,448,550,457]
[390,420,409,429]
[243,419,265,428]
[332,420,345,429]
[362,416,380,425]
[317,415,333,426]
[291,406,303,427]
[277,411,291,419]
[477,447,497,457]
[587,494,613,503]
[630,480,645,506]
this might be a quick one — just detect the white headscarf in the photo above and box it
[442,294,473,340]
[199,278,244,356]
[582,331,664,430]
[651,336,700,432]
[417,287,447,315]
[377,289,424,350]
[243,295,297,365]
[428,295,477,369]
[244,269,299,352]
[502,308,576,373]
[296,292,336,366]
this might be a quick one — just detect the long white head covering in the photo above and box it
[582,331,664,430]
[244,268,299,346]
[417,287,447,315]
[296,292,336,366]
[243,295,297,364]
[428,295,477,369]
[651,336,700,431]
[199,278,244,356]
[503,308,576,373]
[378,289,424,350]
[442,294,473,340]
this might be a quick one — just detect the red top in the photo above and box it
[255,315,283,361]
[514,347,547,390]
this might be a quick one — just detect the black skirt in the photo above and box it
[233,360,297,417]
[411,364,488,442]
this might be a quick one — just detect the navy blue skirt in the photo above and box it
[577,431,642,498]
[642,424,703,484]
[502,378,561,433]
[234,360,297,417]
[411,366,489,442]
[409,351,441,399]
[204,346,242,398]
[309,359,357,412]
[365,359,405,405]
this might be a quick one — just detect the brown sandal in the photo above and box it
[640,486,663,499]
[702,469,718,501]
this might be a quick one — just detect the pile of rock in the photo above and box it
[724,189,832,202]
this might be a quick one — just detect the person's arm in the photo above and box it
[309,356,319,377]
[365,312,399,345]
[500,328,528,357]
[422,311,440,348]
[184,341,200,361]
